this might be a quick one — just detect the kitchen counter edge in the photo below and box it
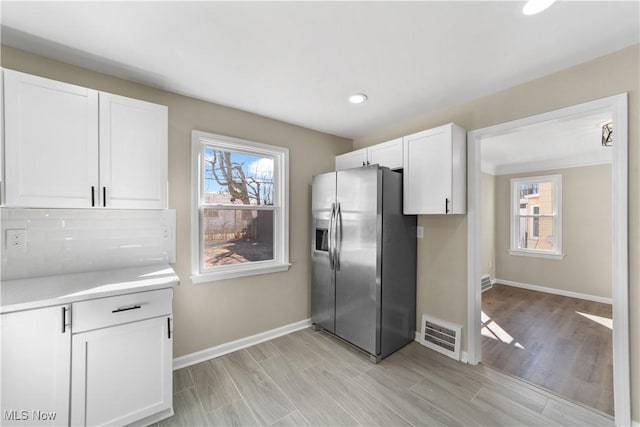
[1,264,180,314]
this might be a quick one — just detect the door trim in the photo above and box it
[466,93,630,426]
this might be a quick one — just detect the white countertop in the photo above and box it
[0,264,180,314]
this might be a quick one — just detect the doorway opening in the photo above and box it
[466,94,630,426]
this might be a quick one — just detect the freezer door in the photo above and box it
[335,166,381,355]
[311,172,336,333]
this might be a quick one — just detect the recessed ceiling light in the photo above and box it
[522,0,556,15]
[348,93,368,104]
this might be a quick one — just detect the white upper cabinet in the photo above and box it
[403,123,466,214]
[2,69,168,209]
[335,148,368,170]
[335,138,403,171]
[4,69,99,208]
[99,93,168,209]
[367,138,403,170]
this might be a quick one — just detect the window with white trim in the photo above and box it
[510,174,562,260]
[191,130,289,282]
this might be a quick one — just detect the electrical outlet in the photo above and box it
[161,226,169,239]
[416,226,424,239]
[6,229,27,250]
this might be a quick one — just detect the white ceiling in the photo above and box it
[481,111,614,175]
[1,1,638,139]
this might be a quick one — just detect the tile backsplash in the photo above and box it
[1,208,176,280]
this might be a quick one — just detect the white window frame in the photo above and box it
[190,130,290,283]
[509,174,563,260]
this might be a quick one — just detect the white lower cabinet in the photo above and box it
[1,305,71,427]
[70,289,173,427]
[71,316,172,426]
[0,288,173,427]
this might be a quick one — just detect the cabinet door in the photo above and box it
[335,148,367,170]
[3,70,99,208]
[367,138,403,170]
[71,316,172,427]
[403,126,452,214]
[1,305,71,426]
[1,68,4,204]
[99,93,168,209]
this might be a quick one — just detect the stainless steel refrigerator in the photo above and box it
[311,165,417,363]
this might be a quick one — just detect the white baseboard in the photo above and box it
[631,419,639,427]
[173,318,311,370]
[495,279,613,305]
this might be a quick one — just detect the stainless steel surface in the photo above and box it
[311,165,416,361]
[329,203,336,270]
[311,172,336,333]
[380,169,417,357]
[334,166,380,356]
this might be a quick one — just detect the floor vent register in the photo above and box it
[419,314,462,361]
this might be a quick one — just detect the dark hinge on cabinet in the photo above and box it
[91,186,95,207]
[102,187,106,207]
[445,198,450,214]
[167,317,172,339]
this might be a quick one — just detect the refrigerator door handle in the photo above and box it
[335,202,342,271]
[329,203,336,270]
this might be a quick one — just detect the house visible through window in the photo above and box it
[510,174,562,259]
[532,206,540,238]
[191,131,289,282]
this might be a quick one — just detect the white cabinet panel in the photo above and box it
[367,137,403,170]
[99,93,168,209]
[2,70,168,209]
[71,316,172,427]
[3,70,99,208]
[336,148,367,170]
[72,288,173,333]
[1,305,71,426]
[403,123,466,214]
[336,138,403,171]
[1,68,4,204]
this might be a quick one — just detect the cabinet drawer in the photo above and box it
[72,288,172,333]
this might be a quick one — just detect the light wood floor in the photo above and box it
[482,284,614,415]
[154,327,613,427]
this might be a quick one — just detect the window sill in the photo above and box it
[509,249,565,260]
[191,263,291,283]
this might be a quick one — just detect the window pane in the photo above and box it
[202,208,274,267]
[518,181,555,215]
[518,216,555,251]
[202,147,274,206]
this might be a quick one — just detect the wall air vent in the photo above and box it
[481,275,493,292]
[419,314,461,361]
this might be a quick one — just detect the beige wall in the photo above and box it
[481,173,496,280]
[0,45,352,358]
[494,165,612,299]
[354,44,639,420]
[3,41,638,420]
